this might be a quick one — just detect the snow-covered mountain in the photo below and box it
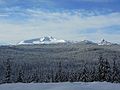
[98,39,115,45]
[79,40,97,45]
[18,36,66,45]
[78,39,117,46]
[17,37,118,46]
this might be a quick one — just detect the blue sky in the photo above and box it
[0,0,120,44]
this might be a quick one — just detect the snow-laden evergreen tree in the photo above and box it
[31,70,39,83]
[3,58,12,83]
[87,65,96,82]
[80,63,88,82]
[50,68,55,82]
[55,61,66,82]
[98,55,111,82]
[104,59,111,82]
[55,62,62,82]
[16,69,24,83]
[112,58,120,83]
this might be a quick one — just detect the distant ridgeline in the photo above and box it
[17,37,118,45]
[0,43,120,84]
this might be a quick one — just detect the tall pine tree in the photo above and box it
[112,58,120,83]
[16,69,24,83]
[4,58,12,83]
[98,55,111,82]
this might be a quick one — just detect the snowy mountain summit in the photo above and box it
[18,36,66,45]
[98,39,114,45]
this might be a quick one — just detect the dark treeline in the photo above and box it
[1,54,120,84]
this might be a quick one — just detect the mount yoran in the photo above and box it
[0,36,118,46]
[18,36,117,46]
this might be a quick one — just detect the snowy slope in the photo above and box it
[79,40,97,45]
[18,36,66,45]
[98,39,115,45]
[0,82,120,90]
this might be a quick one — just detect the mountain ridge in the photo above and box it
[17,37,118,45]
[18,36,66,45]
[1,37,118,46]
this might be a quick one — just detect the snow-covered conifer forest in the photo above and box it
[0,44,120,84]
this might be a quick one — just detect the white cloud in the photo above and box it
[0,14,9,17]
[0,9,120,44]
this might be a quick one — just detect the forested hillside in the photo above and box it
[0,43,120,83]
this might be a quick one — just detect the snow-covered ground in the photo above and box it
[0,82,120,90]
